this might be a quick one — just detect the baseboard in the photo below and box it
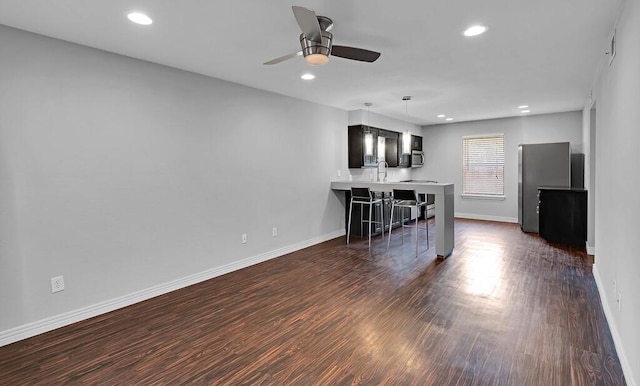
[586,242,595,256]
[0,230,345,348]
[593,264,637,386]
[455,212,519,224]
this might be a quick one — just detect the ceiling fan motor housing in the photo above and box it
[299,31,332,60]
[263,9,379,65]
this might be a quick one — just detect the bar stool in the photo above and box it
[347,187,385,248]
[387,189,429,256]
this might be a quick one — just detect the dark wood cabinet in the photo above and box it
[411,135,423,151]
[348,125,421,169]
[538,188,587,247]
[348,125,378,168]
[385,137,399,167]
[348,125,400,168]
[378,129,399,167]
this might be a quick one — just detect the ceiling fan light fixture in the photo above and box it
[264,7,380,66]
[300,31,332,65]
[305,53,329,66]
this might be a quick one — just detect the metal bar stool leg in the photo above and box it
[425,216,429,250]
[401,207,405,244]
[379,201,385,242]
[415,204,419,257]
[368,202,373,248]
[347,197,354,244]
[360,203,363,237]
[387,203,395,250]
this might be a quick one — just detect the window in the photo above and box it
[462,134,505,198]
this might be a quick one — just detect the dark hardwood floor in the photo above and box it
[0,219,625,385]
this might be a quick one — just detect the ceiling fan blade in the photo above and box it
[331,45,381,62]
[292,6,322,42]
[263,51,303,65]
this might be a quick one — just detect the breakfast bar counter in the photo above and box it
[331,181,454,258]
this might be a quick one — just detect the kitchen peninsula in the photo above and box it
[331,181,454,258]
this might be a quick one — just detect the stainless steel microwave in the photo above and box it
[411,150,424,167]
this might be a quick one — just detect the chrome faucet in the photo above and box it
[377,161,388,182]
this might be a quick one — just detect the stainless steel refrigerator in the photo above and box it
[518,142,571,233]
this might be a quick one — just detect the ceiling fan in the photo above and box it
[264,6,381,66]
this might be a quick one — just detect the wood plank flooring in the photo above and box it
[0,219,626,385]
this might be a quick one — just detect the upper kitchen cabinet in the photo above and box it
[411,135,423,151]
[348,125,378,168]
[348,125,416,168]
[378,129,399,167]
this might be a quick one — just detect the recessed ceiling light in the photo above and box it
[437,114,446,118]
[521,110,531,113]
[518,105,529,109]
[127,12,153,25]
[445,117,454,121]
[301,73,315,80]
[463,25,487,37]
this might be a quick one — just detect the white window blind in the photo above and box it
[462,134,505,197]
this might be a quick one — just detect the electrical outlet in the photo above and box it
[337,170,341,177]
[272,227,278,237]
[241,233,247,244]
[50,276,65,293]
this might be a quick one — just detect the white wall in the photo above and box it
[418,112,583,222]
[588,0,640,383]
[0,25,348,342]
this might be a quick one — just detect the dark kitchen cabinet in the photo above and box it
[348,125,378,168]
[378,129,399,167]
[348,125,420,168]
[411,135,423,151]
[348,125,400,168]
[538,188,587,247]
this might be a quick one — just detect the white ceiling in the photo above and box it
[0,0,622,125]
